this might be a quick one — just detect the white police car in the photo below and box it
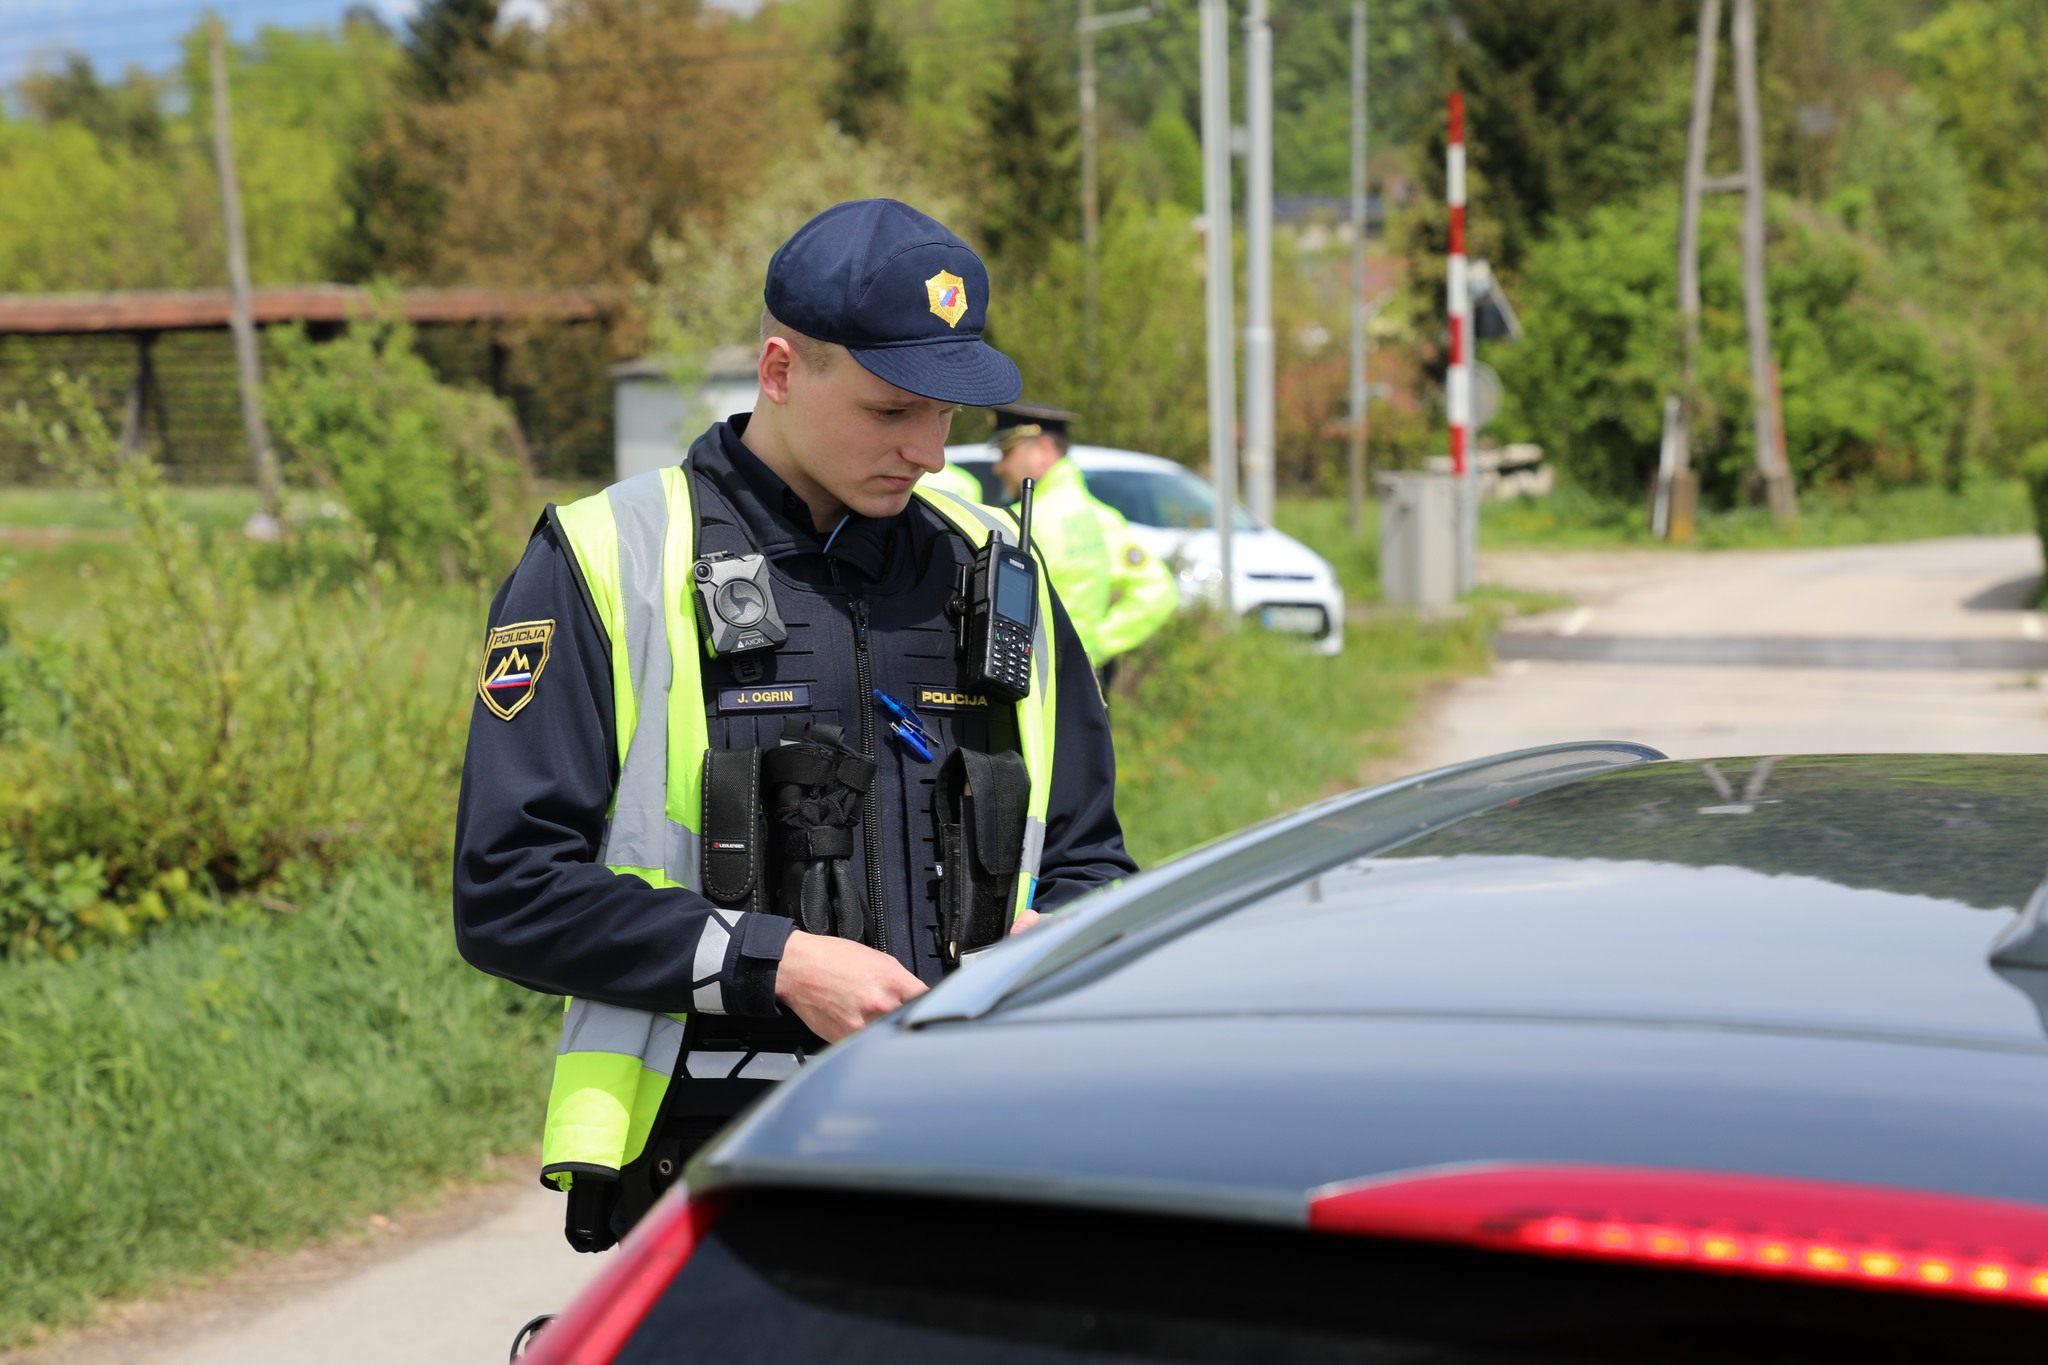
[941,445,1346,656]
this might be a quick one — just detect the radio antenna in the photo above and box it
[1017,477,1035,555]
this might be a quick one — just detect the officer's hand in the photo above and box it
[775,931,928,1043]
[1008,907,1042,936]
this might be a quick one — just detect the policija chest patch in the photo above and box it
[916,687,992,711]
[477,620,554,720]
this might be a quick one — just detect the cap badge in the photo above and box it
[925,270,969,328]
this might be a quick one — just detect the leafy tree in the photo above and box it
[403,0,502,100]
[995,200,1210,463]
[1493,194,1971,503]
[646,124,962,376]
[15,56,166,153]
[0,121,204,291]
[265,311,530,584]
[975,3,1078,282]
[178,20,404,285]
[1139,110,1202,213]
[361,0,786,292]
[1433,0,1694,269]
[825,0,910,141]
[1898,0,2048,233]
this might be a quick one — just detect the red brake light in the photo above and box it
[1308,1164,2048,1310]
[522,1189,725,1365]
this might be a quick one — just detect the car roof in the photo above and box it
[994,753,2048,1045]
[697,748,2048,1224]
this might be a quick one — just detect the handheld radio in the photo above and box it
[958,477,1039,702]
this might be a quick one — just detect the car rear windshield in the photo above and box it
[615,1188,2041,1364]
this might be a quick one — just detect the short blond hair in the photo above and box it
[759,309,838,373]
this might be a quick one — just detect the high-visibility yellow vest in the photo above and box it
[1025,459,1177,664]
[921,461,987,504]
[536,466,1060,1192]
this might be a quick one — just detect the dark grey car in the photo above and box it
[525,744,2048,1363]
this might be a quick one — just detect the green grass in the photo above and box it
[1273,496,1381,603]
[1111,607,1498,867]
[0,864,557,1349]
[0,485,296,533]
[1480,477,2036,550]
[1279,479,2036,566]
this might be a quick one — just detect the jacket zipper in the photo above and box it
[851,596,888,955]
[832,564,890,956]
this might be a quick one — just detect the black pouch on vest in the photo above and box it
[933,748,1031,968]
[761,719,877,942]
[700,747,769,915]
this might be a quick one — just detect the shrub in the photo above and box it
[1494,194,1972,505]
[0,374,470,959]
[265,309,530,586]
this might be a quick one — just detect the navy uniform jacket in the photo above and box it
[452,418,1136,1021]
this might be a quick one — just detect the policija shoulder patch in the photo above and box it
[478,619,554,720]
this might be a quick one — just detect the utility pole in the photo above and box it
[1079,0,1100,423]
[1078,1,1157,426]
[1198,0,1237,624]
[1242,0,1275,525]
[209,20,283,538]
[1733,0,1794,525]
[1663,0,1720,543]
[1347,0,1369,539]
[1663,0,1794,534]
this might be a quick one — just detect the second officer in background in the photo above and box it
[989,403,1178,687]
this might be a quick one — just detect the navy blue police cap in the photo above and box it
[764,199,1023,408]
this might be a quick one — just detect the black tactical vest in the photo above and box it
[688,452,1021,986]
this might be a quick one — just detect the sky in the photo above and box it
[0,0,595,91]
[0,0,768,89]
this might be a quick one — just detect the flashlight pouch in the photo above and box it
[933,747,1031,969]
[700,747,770,916]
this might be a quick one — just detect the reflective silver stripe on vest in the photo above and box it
[682,1050,804,1081]
[929,488,1013,545]
[1021,816,1046,877]
[558,999,686,1077]
[596,470,701,885]
[689,908,735,1015]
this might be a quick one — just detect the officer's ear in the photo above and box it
[758,337,797,405]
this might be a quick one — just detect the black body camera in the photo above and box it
[957,478,1039,702]
[693,552,786,657]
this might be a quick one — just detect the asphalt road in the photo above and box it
[1404,534,2048,768]
[15,533,2047,1365]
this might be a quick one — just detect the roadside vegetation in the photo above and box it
[1479,477,2036,552]
[0,397,1502,1348]
[0,866,556,1345]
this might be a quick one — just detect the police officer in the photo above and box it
[989,403,1179,685]
[452,200,1135,1252]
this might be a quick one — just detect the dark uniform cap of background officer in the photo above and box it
[989,401,1079,450]
[764,199,1023,408]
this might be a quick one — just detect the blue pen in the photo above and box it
[873,689,937,762]
[888,720,937,763]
